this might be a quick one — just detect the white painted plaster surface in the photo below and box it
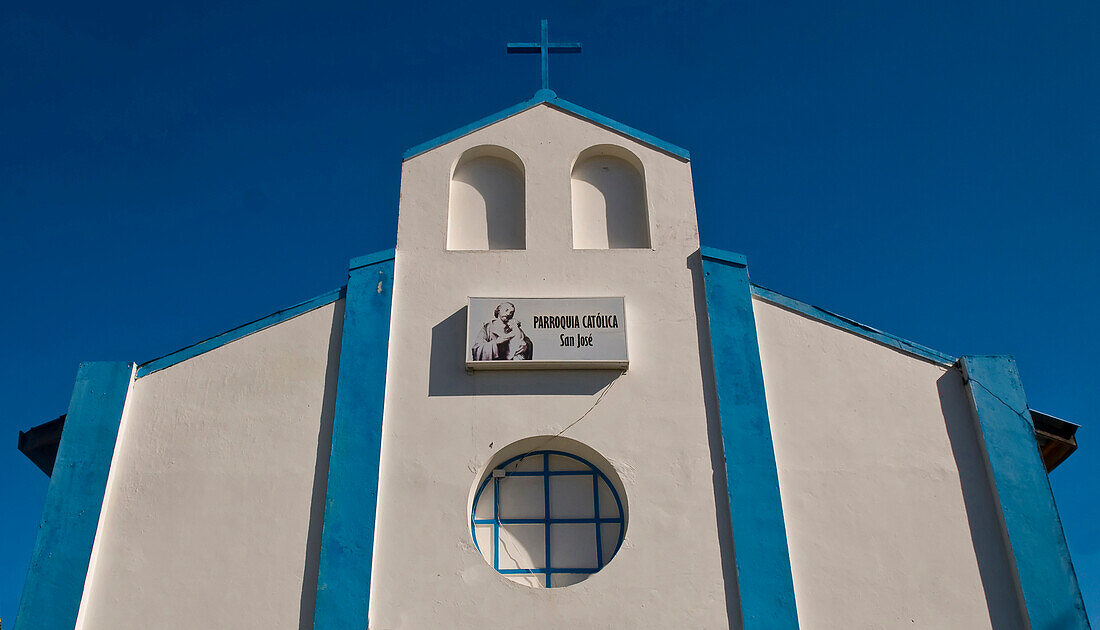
[375,104,732,628]
[59,101,1024,630]
[571,147,650,249]
[448,149,526,251]
[753,298,1025,630]
[78,302,343,630]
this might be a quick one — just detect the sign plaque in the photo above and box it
[466,297,628,370]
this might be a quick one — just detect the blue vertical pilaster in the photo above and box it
[313,249,396,630]
[700,247,799,629]
[960,356,1090,630]
[16,361,134,630]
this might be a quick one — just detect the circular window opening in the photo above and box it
[469,438,627,588]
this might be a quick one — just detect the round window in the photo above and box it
[469,438,627,588]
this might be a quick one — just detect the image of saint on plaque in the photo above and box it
[471,301,533,361]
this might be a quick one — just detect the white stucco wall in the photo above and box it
[373,104,734,628]
[448,148,526,250]
[58,101,1024,630]
[570,148,650,249]
[77,301,344,630]
[753,297,1024,630]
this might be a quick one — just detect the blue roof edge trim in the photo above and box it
[402,98,537,161]
[15,361,135,630]
[700,254,801,627]
[547,98,691,161]
[749,284,956,366]
[135,286,346,378]
[312,253,396,629]
[701,245,950,364]
[402,91,690,162]
[349,248,396,270]
[700,246,747,267]
[959,356,1091,629]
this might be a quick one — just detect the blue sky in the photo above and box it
[2,0,1097,623]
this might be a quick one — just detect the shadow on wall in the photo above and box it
[937,369,1029,630]
[427,306,616,396]
[297,300,344,630]
[448,147,525,251]
[571,146,650,249]
[686,250,743,628]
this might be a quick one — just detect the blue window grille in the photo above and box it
[470,450,626,588]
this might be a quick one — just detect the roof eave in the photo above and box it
[401,89,690,162]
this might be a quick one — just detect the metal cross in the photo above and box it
[507,19,582,92]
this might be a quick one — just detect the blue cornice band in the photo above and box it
[312,251,396,629]
[402,98,539,160]
[402,92,690,161]
[701,246,955,367]
[349,248,395,270]
[548,98,691,161]
[960,356,1091,629]
[136,287,345,378]
[15,361,134,630]
[750,285,954,366]
[700,246,747,267]
[700,252,800,629]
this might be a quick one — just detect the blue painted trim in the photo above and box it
[700,253,800,629]
[402,92,690,162]
[496,469,598,476]
[136,287,345,378]
[312,252,396,630]
[498,568,600,575]
[349,248,395,270]
[959,356,1091,630]
[544,453,552,586]
[15,361,134,630]
[469,450,625,588]
[701,246,747,267]
[473,517,623,525]
[402,97,540,160]
[750,285,955,366]
[592,471,603,566]
[493,477,501,572]
[700,246,954,366]
[547,98,690,160]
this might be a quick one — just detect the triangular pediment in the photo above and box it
[402,89,690,162]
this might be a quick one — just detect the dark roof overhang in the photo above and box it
[18,415,66,476]
[1030,409,1079,472]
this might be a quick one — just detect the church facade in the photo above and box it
[14,89,1091,629]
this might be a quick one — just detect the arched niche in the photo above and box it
[447,145,526,250]
[570,145,650,249]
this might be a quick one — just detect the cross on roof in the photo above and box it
[507,19,582,92]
